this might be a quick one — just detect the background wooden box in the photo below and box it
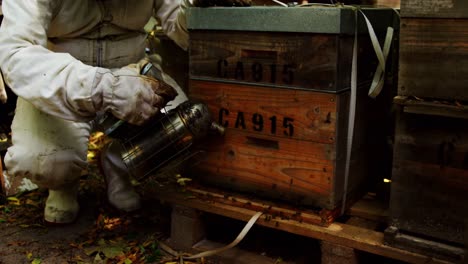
[186,7,398,211]
[385,1,468,260]
[400,0,468,18]
[386,103,468,256]
[398,0,468,101]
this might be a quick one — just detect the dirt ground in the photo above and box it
[0,163,313,264]
[0,132,218,264]
[0,167,177,264]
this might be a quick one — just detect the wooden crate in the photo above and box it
[387,100,468,248]
[186,7,398,212]
[389,2,468,258]
[187,7,397,93]
[189,80,381,212]
[398,0,468,101]
[401,0,468,18]
[398,18,468,101]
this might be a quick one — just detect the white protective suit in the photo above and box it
[0,0,191,223]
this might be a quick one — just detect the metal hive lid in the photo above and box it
[187,6,397,34]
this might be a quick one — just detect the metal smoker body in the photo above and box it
[111,101,224,180]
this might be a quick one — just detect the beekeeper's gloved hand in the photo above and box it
[93,59,177,126]
[135,58,179,106]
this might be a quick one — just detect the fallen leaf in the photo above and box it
[101,245,125,258]
[87,152,96,160]
[84,246,99,256]
[8,241,27,246]
[31,258,42,264]
[94,253,105,263]
[176,178,192,186]
[25,199,40,207]
[69,242,82,249]
[7,197,20,205]
[142,240,152,247]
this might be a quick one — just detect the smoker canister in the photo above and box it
[118,101,224,179]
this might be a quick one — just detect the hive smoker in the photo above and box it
[97,62,225,180]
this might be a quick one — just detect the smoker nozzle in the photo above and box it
[210,122,225,136]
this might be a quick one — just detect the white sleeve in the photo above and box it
[0,0,102,122]
[154,0,193,51]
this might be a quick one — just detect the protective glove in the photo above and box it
[137,58,178,106]
[192,0,252,7]
[93,60,176,126]
[145,55,189,112]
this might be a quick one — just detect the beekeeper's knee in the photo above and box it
[4,145,86,190]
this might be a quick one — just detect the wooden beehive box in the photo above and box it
[383,1,468,259]
[186,6,398,212]
[398,0,468,101]
[391,111,468,243]
[385,98,468,261]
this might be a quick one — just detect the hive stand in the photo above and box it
[154,184,456,264]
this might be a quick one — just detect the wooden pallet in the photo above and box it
[385,226,466,263]
[151,183,454,264]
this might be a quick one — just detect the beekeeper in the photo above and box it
[0,0,192,224]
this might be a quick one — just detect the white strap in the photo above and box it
[341,8,358,215]
[341,9,395,214]
[184,211,263,260]
[359,10,394,98]
[368,27,394,98]
[271,0,288,7]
